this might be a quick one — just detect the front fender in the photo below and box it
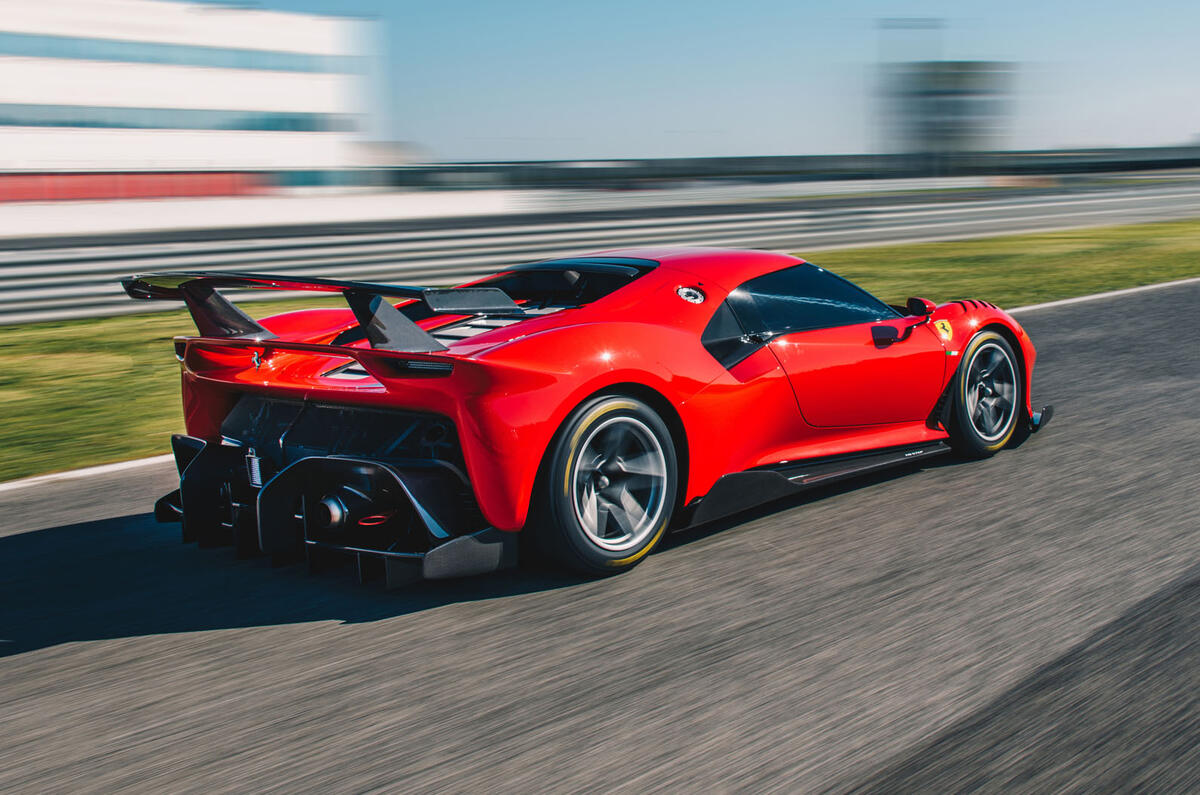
[931,300,1038,420]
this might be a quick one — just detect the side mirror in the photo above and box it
[906,297,937,317]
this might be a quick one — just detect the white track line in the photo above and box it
[1007,275,1200,314]
[2,274,1199,493]
[0,454,175,494]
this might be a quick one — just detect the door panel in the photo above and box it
[768,321,946,427]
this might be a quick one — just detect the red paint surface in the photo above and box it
[768,321,947,427]
[169,248,1041,532]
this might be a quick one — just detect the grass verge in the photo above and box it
[3,218,1200,482]
[800,219,1200,307]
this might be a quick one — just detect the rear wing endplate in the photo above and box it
[121,271,522,353]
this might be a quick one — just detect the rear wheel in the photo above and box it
[948,331,1022,458]
[530,395,677,575]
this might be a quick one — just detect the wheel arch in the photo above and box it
[527,381,691,526]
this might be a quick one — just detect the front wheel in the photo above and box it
[948,331,1023,458]
[529,395,678,575]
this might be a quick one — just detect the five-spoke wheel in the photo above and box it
[965,340,1017,442]
[571,415,669,553]
[531,395,678,574]
[949,330,1023,457]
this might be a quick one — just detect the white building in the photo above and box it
[0,0,372,196]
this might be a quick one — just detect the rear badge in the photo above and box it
[677,286,705,304]
[934,320,953,340]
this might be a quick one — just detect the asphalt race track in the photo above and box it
[2,283,1199,791]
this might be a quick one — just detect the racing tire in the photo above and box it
[529,395,678,576]
[948,330,1023,458]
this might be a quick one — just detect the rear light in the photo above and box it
[396,359,454,375]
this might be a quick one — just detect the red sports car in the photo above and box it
[124,248,1051,585]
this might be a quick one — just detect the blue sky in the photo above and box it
[235,0,1200,161]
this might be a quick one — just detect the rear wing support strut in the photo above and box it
[121,271,522,352]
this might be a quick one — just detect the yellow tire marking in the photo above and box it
[558,398,666,568]
[561,399,639,495]
[607,522,667,567]
[962,333,1017,451]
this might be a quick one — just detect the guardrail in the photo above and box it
[4,184,1200,325]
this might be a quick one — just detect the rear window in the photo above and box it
[477,258,655,309]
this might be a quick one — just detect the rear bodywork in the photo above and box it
[126,248,1048,585]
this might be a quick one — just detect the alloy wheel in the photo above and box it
[571,416,669,552]
[965,341,1017,442]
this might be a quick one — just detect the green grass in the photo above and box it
[801,219,1200,307]
[2,218,1199,482]
[0,297,340,483]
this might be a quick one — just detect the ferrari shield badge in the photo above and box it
[934,320,953,340]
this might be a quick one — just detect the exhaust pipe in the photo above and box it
[312,485,373,532]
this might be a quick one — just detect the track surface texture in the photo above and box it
[2,283,1199,792]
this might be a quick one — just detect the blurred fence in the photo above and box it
[389,146,1200,190]
[4,182,1200,325]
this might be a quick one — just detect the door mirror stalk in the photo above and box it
[873,315,930,347]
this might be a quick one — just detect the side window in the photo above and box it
[737,264,897,335]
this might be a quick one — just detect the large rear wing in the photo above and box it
[122,271,522,353]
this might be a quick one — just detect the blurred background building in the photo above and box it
[0,1,1197,204]
[880,61,1015,156]
[0,0,372,201]
[875,17,1015,161]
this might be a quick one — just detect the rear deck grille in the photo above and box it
[428,306,562,343]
